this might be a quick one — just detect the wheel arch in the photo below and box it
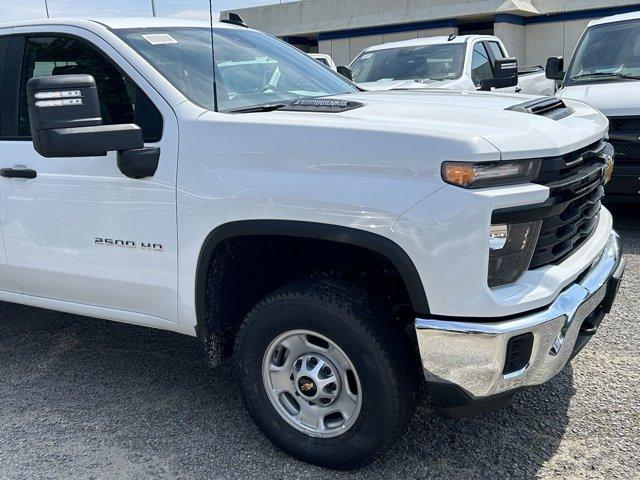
[194,220,429,363]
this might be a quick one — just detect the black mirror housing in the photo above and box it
[480,57,519,91]
[27,74,102,133]
[117,147,160,179]
[36,124,144,158]
[27,74,143,158]
[545,56,565,81]
[337,65,354,81]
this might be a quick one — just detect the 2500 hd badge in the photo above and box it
[94,238,164,252]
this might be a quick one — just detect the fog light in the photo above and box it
[490,224,509,250]
[488,221,542,288]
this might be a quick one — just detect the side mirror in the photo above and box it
[337,65,354,81]
[27,74,159,178]
[480,57,519,91]
[545,56,565,81]
[27,74,143,158]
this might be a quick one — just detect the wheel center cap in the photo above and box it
[297,376,317,397]
[292,353,341,405]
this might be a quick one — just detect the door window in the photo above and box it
[486,41,506,60]
[471,42,493,86]
[18,36,162,141]
[0,37,9,137]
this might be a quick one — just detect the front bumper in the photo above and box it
[415,231,625,417]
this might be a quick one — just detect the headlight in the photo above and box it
[442,160,540,188]
[488,221,542,288]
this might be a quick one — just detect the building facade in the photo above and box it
[225,0,640,67]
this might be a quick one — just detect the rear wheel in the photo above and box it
[235,279,417,469]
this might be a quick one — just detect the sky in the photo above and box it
[0,0,293,22]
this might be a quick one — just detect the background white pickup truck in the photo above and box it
[308,53,337,71]
[0,16,625,470]
[349,35,557,96]
[545,10,640,201]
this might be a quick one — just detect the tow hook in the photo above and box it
[579,308,605,337]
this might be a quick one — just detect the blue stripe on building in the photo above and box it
[524,4,640,24]
[494,14,525,26]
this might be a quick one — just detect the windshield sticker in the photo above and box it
[361,53,373,59]
[142,34,178,45]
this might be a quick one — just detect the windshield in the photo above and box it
[350,43,465,83]
[567,19,640,83]
[117,27,358,112]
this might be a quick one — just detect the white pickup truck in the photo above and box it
[348,35,557,96]
[545,11,640,201]
[0,17,625,469]
[308,53,337,71]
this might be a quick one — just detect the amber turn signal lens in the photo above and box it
[442,164,478,187]
[442,160,540,189]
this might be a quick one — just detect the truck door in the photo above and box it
[0,33,179,322]
[0,35,22,294]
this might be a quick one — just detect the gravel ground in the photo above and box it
[0,204,638,480]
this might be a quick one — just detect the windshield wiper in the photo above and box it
[226,103,288,114]
[570,72,640,81]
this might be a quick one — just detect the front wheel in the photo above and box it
[235,279,418,469]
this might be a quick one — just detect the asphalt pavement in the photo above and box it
[0,203,638,479]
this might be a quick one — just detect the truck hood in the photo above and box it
[358,79,455,91]
[280,90,608,159]
[558,82,640,117]
[200,90,607,162]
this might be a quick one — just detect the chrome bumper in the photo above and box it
[415,232,625,401]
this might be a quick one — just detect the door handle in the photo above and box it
[0,168,37,179]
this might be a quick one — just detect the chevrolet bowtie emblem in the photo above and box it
[300,382,315,392]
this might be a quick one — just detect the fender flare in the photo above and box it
[195,220,429,330]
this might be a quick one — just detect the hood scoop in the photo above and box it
[507,97,573,121]
[281,98,364,113]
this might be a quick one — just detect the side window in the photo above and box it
[18,36,162,142]
[0,37,9,136]
[486,42,506,60]
[471,42,493,86]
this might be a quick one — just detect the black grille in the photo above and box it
[530,180,603,269]
[609,116,640,132]
[530,142,607,269]
[612,142,640,162]
[535,140,603,183]
[608,116,640,164]
[493,141,608,271]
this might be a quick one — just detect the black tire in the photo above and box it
[235,278,418,469]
